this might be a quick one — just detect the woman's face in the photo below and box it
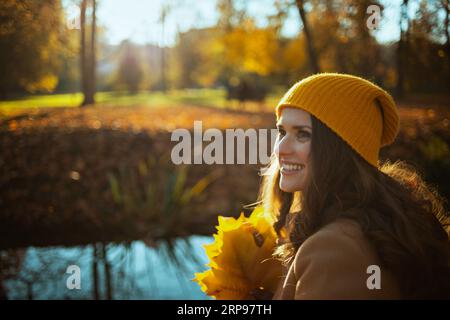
[274,107,312,192]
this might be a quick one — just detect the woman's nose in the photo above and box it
[277,135,294,156]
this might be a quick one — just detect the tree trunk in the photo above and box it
[80,0,87,106]
[442,0,450,89]
[102,243,113,300]
[396,0,409,98]
[89,0,96,103]
[160,6,167,92]
[81,0,96,106]
[356,0,374,78]
[92,243,100,300]
[295,0,320,73]
[0,279,7,300]
[26,281,33,300]
[444,0,450,46]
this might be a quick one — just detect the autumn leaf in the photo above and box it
[192,206,282,300]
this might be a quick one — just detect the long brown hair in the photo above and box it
[258,114,450,299]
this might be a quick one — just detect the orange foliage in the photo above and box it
[193,206,282,300]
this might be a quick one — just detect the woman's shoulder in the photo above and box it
[291,218,401,299]
[312,217,364,238]
[293,218,374,275]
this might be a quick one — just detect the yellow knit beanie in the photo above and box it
[275,73,400,167]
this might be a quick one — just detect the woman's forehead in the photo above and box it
[277,107,312,127]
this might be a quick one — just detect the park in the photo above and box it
[0,0,449,300]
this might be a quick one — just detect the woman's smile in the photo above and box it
[280,161,305,176]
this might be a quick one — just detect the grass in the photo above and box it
[0,89,281,117]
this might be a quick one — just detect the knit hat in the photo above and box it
[275,73,399,167]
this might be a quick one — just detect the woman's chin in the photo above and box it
[279,181,302,193]
[279,169,306,193]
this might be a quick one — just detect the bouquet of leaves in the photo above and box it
[193,207,282,299]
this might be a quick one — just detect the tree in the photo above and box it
[221,19,279,76]
[405,0,449,92]
[295,0,321,73]
[116,40,143,94]
[172,27,223,88]
[397,0,410,98]
[349,0,383,78]
[287,0,381,79]
[80,0,87,101]
[80,0,97,106]
[159,3,172,92]
[440,0,450,88]
[0,0,65,97]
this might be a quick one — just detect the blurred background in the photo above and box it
[0,0,449,299]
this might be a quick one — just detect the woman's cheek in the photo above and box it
[295,142,310,162]
[286,139,306,162]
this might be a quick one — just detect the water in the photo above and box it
[3,236,214,300]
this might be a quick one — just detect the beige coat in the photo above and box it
[272,218,402,299]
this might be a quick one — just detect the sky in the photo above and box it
[63,0,410,47]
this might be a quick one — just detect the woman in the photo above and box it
[258,73,450,299]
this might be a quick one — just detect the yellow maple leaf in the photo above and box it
[193,206,282,299]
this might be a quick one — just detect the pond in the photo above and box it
[2,236,214,300]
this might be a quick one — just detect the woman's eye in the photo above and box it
[296,131,311,140]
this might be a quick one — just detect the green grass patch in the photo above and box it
[0,88,280,117]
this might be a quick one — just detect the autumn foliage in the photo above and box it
[193,206,282,299]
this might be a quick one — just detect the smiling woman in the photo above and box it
[257,73,450,300]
